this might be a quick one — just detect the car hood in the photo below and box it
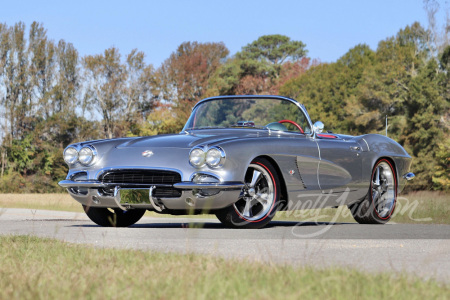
[116,129,266,149]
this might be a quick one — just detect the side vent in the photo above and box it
[295,160,307,189]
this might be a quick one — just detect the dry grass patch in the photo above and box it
[0,193,83,212]
[1,191,449,224]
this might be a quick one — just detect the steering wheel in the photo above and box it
[278,120,304,133]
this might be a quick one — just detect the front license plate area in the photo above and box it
[118,189,150,204]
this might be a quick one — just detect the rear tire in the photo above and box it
[83,205,145,227]
[350,159,397,224]
[215,157,281,229]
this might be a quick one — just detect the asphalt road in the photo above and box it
[1,208,449,283]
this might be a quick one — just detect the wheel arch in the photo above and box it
[252,155,289,206]
[365,155,397,180]
[375,156,399,192]
[377,156,396,169]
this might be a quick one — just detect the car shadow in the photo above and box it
[70,220,357,229]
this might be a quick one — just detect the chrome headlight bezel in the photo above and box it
[205,146,226,168]
[78,145,97,166]
[189,147,206,168]
[189,146,226,169]
[63,146,79,165]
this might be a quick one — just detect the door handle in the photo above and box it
[350,146,360,151]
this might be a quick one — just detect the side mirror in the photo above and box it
[312,121,324,134]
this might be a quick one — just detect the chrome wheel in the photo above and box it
[350,159,397,224]
[371,161,396,219]
[233,163,276,221]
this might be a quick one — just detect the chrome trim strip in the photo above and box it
[113,187,128,210]
[173,182,244,190]
[104,183,173,187]
[59,180,245,190]
[362,138,370,151]
[149,185,165,212]
[59,180,106,188]
[315,140,322,190]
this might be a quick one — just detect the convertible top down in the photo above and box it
[59,95,414,228]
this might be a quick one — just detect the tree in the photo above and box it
[240,34,307,71]
[53,39,80,116]
[401,58,448,190]
[158,41,229,126]
[281,23,449,191]
[423,0,450,58]
[83,47,158,139]
[0,22,31,142]
[124,49,158,127]
[29,21,56,119]
[83,47,127,139]
[207,35,309,97]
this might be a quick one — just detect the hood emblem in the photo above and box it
[142,150,154,158]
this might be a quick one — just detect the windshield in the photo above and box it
[183,97,311,134]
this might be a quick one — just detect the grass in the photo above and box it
[0,193,83,212]
[0,235,448,300]
[1,191,449,224]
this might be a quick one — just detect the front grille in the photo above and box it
[153,187,182,198]
[100,169,181,185]
[99,186,183,199]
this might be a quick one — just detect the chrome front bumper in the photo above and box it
[58,180,244,211]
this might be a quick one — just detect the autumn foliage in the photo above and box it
[0,18,448,192]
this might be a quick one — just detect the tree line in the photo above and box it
[0,12,448,193]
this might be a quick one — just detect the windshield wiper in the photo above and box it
[187,126,227,130]
[229,125,268,130]
[187,125,270,131]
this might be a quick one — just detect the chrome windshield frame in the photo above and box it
[183,95,314,137]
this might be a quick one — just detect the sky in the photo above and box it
[0,0,443,67]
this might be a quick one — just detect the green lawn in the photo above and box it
[0,235,448,300]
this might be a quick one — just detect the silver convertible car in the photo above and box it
[59,95,415,229]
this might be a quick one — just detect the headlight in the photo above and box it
[189,148,206,168]
[63,147,78,165]
[192,173,220,184]
[206,147,225,168]
[78,146,96,165]
[192,173,221,197]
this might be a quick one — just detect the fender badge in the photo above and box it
[289,170,295,175]
[142,150,154,157]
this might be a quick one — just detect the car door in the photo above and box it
[294,137,321,191]
[316,137,362,193]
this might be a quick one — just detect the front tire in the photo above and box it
[215,157,281,229]
[83,205,146,227]
[350,159,397,224]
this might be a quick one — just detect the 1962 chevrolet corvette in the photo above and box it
[59,95,415,229]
